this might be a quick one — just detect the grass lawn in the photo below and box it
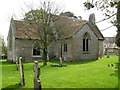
[1,55,119,89]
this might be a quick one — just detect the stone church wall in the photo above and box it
[15,39,42,62]
[61,24,99,61]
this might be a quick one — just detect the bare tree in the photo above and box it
[20,1,63,66]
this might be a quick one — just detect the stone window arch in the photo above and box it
[32,42,41,56]
[83,32,91,52]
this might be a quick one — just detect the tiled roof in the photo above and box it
[11,16,104,40]
[13,20,40,40]
[53,16,87,38]
[86,22,104,40]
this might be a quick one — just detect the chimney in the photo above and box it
[89,13,95,25]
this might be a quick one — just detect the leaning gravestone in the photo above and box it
[19,57,25,86]
[33,61,42,90]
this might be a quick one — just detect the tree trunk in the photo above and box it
[118,49,120,61]
[43,30,48,66]
[117,2,120,29]
[43,48,47,66]
[118,53,120,61]
[59,40,64,64]
[116,2,120,61]
[60,40,62,58]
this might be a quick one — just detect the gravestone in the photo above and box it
[19,57,25,86]
[33,61,42,90]
[59,57,64,65]
[47,54,49,61]
[16,57,19,71]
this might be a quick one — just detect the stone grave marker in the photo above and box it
[19,57,25,86]
[47,54,49,61]
[33,61,42,90]
[16,57,19,71]
[59,57,64,65]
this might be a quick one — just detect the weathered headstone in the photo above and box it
[16,57,19,71]
[47,54,49,61]
[19,57,25,86]
[59,57,64,65]
[33,61,42,90]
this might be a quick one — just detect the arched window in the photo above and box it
[33,43,40,56]
[83,33,90,52]
[64,44,67,52]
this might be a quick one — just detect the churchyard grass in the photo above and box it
[1,55,119,89]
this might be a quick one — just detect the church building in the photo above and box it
[7,14,104,62]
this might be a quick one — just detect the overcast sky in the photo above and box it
[0,0,117,42]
